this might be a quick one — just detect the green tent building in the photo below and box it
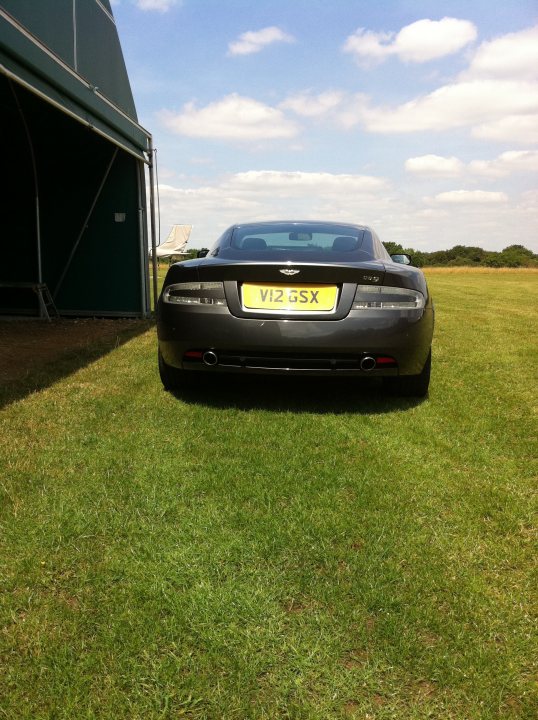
[0,0,153,317]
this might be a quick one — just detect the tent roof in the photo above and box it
[0,1,151,160]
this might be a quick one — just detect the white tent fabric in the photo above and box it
[151,225,191,258]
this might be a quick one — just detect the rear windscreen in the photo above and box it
[218,224,370,261]
[232,224,364,251]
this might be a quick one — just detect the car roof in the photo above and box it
[231,220,370,231]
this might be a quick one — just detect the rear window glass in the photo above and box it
[229,224,365,254]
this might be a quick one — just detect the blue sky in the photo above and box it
[111,0,538,251]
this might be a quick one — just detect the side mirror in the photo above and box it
[197,249,209,258]
[391,253,412,265]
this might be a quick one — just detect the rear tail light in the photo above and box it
[163,282,227,306]
[352,285,424,309]
[375,355,398,367]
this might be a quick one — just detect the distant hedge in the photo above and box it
[383,243,538,268]
[182,243,537,268]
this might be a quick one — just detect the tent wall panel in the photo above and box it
[53,149,143,314]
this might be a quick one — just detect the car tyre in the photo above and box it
[384,349,431,397]
[158,348,185,391]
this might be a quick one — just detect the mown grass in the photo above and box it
[0,270,536,719]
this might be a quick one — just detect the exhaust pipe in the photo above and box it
[202,350,218,366]
[360,355,376,372]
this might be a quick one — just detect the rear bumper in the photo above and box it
[157,305,434,376]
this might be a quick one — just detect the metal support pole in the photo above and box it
[35,194,42,285]
[137,159,150,317]
[148,137,158,312]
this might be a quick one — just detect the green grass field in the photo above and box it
[1,270,536,719]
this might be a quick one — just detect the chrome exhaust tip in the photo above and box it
[202,350,218,366]
[360,355,376,372]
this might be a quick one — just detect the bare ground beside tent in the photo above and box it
[0,265,167,395]
[0,318,152,391]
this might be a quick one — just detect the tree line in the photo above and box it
[383,243,537,268]
[181,244,537,268]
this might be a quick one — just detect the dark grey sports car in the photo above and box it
[157,221,434,396]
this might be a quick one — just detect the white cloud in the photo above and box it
[463,24,538,82]
[405,155,464,176]
[521,189,538,208]
[354,80,538,135]
[343,28,393,66]
[341,24,538,144]
[159,94,299,141]
[136,0,179,11]
[227,170,388,195]
[406,150,538,178]
[228,26,295,56]
[343,17,477,65]
[469,150,538,177]
[430,190,509,204]
[280,91,344,117]
[472,114,538,144]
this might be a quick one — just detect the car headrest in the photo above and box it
[332,236,358,251]
[242,237,267,250]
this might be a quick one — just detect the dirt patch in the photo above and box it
[0,318,152,386]
[343,649,369,669]
[343,700,360,715]
[415,680,436,697]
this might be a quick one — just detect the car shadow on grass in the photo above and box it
[170,374,425,414]
[0,318,154,410]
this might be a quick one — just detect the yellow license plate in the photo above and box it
[242,283,337,312]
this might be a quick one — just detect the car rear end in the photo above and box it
[157,258,433,379]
